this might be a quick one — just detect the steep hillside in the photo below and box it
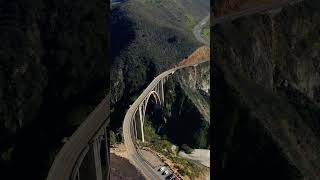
[177,62,210,122]
[213,0,320,179]
[213,0,275,16]
[110,0,209,132]
[179,46,210,65]
[0,1,108,179]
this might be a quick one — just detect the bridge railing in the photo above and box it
[123,59,210,179]
[47,93,110,180]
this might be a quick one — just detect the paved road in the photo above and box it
[193,14,210,46]
[123,59,210,180]
[47,94,110,180]
[122,12,212,179]
[123,0,308,179]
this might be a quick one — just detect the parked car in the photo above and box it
[158,166,165,172]
[166,174,174,179]
[162,170,169,175]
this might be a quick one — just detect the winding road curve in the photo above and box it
[47,94,110,180]
[123,59,210,180]
[123,0,307,179]
[46,1,307,180]
[123,12,211,180]
[193,14,210,46]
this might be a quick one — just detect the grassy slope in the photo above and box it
[142,116,206,179]
[201,23,210,42]
[111,0,209,131]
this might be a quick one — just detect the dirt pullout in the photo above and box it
[141,146,184,179]
[110,144,146,180]
[178,149,210,167]
[110,153,146,180]
[110,143,128,159]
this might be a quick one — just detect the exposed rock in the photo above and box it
[213,0,320,179]
[177,62,210,122]
[0,0,109,179]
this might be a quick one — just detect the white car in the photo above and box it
[158,166,165,172]
[162,170,169,175]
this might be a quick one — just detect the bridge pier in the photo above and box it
[78,139,103,180]
[103,127,110,180]
[138,105,145,142]
[46,94,110,180]
[133,114,138,139]
[134,79,168,143]
[160,79,164,105]
[75,125,110,180]
[71,146,89,180]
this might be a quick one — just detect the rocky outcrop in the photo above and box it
[162,65,210,149]
[0,0,108,134]
[214,0,247,14]
[0,0,108,179]
[110,0,210,132]
[177,62,210,122]
[213,0,320,179]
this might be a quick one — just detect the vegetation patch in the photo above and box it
[110,0,209,134]
[142,116,206,178]
[201,24,210,41]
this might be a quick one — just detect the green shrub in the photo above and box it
[110,130,117,145]
[180,144,194,154]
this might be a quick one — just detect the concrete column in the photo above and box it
[138,105,145,142]
[72,168,80,180]
[133,113,137,139]
[79,140,103,180]
[94,139,103,180]
[72,146,89,180]
[77,171,80,180]
[160,79,164,105]
[139,104,144,124]
[104,127,110,180]
[194,66,197,81]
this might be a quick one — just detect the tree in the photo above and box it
[192,120,209,148]
[180,144,194,154]
[110,130,116,145]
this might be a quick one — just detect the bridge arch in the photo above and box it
[142,90,162,123]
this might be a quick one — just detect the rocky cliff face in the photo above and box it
[214,0,246,14]
[0,0,108,133]
[110,0,210,132]
[177,62,210,122]
[213,0,320,179]
[162,66,210,149]
[0,0,108,179]
[215,0,320,103]
[213,0,276,16]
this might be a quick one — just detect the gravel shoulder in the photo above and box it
[110,144,146,180]
[178,149,210,167]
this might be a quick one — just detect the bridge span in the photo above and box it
[46,94,110,180]
[123,59,209,179]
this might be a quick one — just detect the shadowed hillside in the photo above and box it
[0,1,109,179]
[110,0,209,135]
[213,0,320,179]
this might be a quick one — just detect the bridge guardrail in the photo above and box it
[47,93,110,180]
